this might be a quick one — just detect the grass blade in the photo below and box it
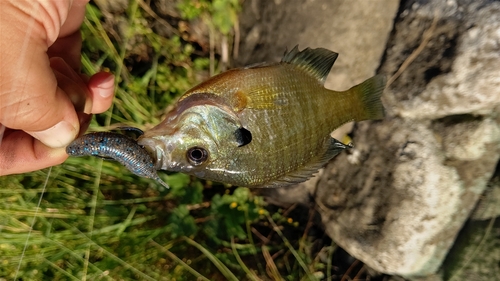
[150,240,211,281]
[266,213,317,281]
[183,236,239,281]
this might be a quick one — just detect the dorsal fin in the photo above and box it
[257,137,348,188]
[281,45,339,84]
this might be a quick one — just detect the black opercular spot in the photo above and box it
[187,147,209,165]
[235,127,252,147]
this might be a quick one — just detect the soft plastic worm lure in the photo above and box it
[66,131,169,189]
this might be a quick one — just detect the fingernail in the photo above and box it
[29,120,78,148]
[97,74,115,98]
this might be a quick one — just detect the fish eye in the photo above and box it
[186,147,209,166]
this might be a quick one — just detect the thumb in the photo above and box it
[0,53,82,148]
[24,58,92,148]
[24,88,81,149]
[0,1,83,148]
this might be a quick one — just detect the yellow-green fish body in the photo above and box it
[138,46,385,187]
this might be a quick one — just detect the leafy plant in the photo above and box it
[178,0,240,35]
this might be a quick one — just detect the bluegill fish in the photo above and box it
[66,131,169,189]
[136,46,386,188]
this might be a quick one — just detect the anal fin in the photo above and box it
[258,138,348,188]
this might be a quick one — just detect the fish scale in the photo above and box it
[242,69,324,183]
[138,46,386,188]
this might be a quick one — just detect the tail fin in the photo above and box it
[348,74,386,121]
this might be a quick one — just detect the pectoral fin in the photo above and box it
[258,137,348,188]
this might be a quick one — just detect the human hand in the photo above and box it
[0,0,115,175]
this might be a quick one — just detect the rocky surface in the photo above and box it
[238,0,500,278]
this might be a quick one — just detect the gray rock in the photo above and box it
[387,3,500,120]
[236,0,399,90]
[316,0,500,277]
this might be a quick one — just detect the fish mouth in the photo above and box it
[137,137,170,170]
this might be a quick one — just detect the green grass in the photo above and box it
[0,1,337,280]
